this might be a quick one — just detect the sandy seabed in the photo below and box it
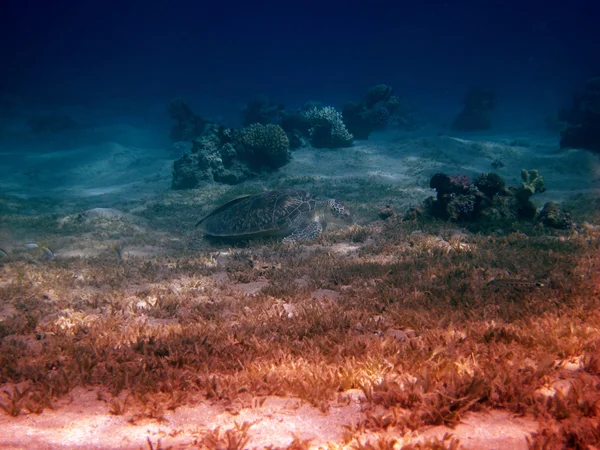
[0,124,599,449]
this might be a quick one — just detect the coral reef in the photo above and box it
[236,123,290,168]
[425,174,484,221]
[241,96,285,127]
[559,77,600,153]
[172,125,251,188]
[512,169,545,219]
[167,98,211,141]
[422,170,548,226]
[536,201,573,230]
[342,84,418,139]
[279,110,311,149]
[302,106,353,148]
[27,115,78,133]
[341,102,372,140]
[451,88,496,131]
[171,123,291,189]
[240,97,313,149]
[364,83,395,108]
[474,172,506,197]
[378,204,396,220]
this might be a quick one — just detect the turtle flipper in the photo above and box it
[283,220,323,243]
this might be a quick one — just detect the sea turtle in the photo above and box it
[196,189,352,243]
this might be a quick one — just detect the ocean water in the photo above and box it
[1,1,600,448]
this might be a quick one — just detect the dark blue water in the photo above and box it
[2,0,598,127]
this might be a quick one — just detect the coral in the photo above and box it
[378,205,396,220]
[366,104,392,129]
[423,170,546,224]
[474,173,506,197]
[515,169,545,203]
[236,124,290,168]
[241,96,285,127]
[342,84,418,140]
[537,202,573,230]
[426,174,482,221]
[171,123,292,188]
[451,88,496,131]
[171,125,253,188]
[364,84,395,108]
[559,77,600,153]
[341,102,371,139]
[404,206,424,220]
[167,98,210,141]
[302,106,354,148]
[430,173,472,196]
[280,110,310,135]
[280,110,311,149]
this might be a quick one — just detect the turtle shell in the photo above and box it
[197,189,316,239]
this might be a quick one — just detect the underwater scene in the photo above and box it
[1,1,600,448]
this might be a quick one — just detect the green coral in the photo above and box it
[237,123,290,168]
[514,169,545,219]
[516,169,545,202]
[302,106,354,149]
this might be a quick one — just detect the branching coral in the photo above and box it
[302,106,354,148]
[515,169,545,202]
[171,125,251,188]
[513,169,545,219]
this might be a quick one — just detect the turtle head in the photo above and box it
[325,199,352,224]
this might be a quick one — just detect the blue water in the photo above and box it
[0,0,599,203]
[2,0,598,125]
